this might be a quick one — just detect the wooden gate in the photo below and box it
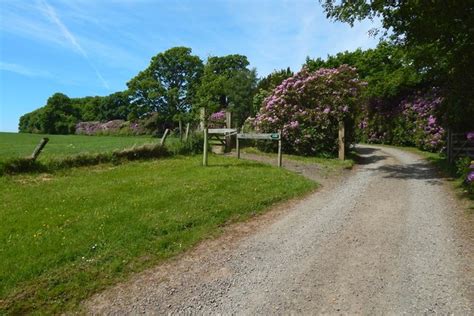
[447,130,474,163]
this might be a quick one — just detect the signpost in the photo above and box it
[236,132,282,167]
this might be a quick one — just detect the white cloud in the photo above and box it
[36,0,110,89]
[0,62,52,78]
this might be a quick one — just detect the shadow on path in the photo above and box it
[354,146,388,165]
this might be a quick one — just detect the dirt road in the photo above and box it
[86,145,473,314]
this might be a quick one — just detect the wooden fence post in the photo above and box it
[179,119,183,141]
[236,136,240,159]
[185,123,190,141]
[160,129,170,146]
[338,121,345,160]
[31,137,49,161]
[202,108,208,166]
[278,130,282,167]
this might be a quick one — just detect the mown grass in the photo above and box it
[0,132,178,162]
[239,147,355,174]
[0,155,316,314]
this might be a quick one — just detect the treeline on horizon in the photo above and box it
[19,41,472,136]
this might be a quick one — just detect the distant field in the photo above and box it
[0,132,167,161]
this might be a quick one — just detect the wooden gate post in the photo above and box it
[338,121,345,160]
[447,128,453,164]
[199,108,206,131]
[225,111,232,152]
[201,108,208,166]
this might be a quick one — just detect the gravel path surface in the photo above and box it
[86,145,473,314]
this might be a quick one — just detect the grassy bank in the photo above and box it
[0,155,316,314]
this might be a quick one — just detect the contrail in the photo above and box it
[37,0,110,89]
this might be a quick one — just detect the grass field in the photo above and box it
[0,155,316,314]
[0,132,169,162]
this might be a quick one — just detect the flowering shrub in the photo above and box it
[75,120,146,136]
[400,92,445,151]
[358,90,445,152]
[467,132,474,143]
[208,110,227,128]
[250,65,364,155]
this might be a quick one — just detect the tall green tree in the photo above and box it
[320,0,474,129]
[127,47,203,123]
[40,93,79,134]
[305,42,422,102]
[196,54,257,126]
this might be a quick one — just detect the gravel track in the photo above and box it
[86,145,473,314]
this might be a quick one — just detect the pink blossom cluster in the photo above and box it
[75,120,145,135]
[251,65,363,155]
[208,110,226,128]
[401,92,445,151]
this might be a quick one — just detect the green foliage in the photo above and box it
[196,54,257,126]
[38,93,80,134]
[0,156,315,313]
[305,42,423,102]
[127,47,204,123]
[320,0,474,129]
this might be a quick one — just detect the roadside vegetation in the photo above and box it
[0,156,316,314]
[239,147,355,175]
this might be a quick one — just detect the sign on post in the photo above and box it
[236,132,282,167]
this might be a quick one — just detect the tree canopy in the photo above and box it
[196,54,257,126]
[127,47,204,122]
[320,0,474,129]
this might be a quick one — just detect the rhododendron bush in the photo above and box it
[358,90,445,152]
[250,65,364,155]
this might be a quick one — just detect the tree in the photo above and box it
[127,47,203,123]
[305,42,422,102]
[96,91,132,121]
[196,54,257,126]
[40,93,79,134]
[320,0,474,129]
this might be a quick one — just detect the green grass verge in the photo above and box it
[0,155,316,314]
[0,132,180,162]
[239,147,355,174]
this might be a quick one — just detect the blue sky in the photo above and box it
[0,0,379,132]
